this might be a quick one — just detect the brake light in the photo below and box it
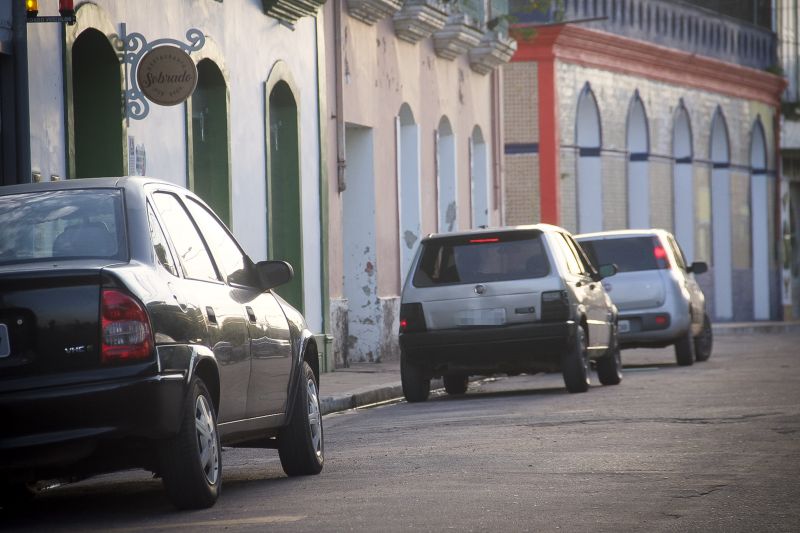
[469,238,499,243]
[541,290,570,321]
[653,243,671,269]
[101,289,153,364]
[400,303,426,333]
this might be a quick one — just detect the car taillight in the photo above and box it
[400,303,426,333]
[101,289,153,364]
[653,241,671,269]
[541,290,570,321]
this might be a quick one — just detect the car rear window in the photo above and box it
[579,236,662,272]
[412,231,550,287]
[0,189,126,264]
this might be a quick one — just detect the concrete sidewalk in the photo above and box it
[317,320,800,416]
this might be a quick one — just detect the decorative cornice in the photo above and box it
[393,0,448,44]
[511,24,786,107]
[433,12,482,61]
[261,0,326,24]
[347,0,403,26]
[469,30,517,75]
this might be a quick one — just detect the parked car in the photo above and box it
[576,229,712,366]
[0,177,323,510]
[398,224,621,402]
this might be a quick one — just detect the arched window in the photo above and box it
[470,125,489,229]
[576,84,603,233]
[437,116,457,233]
[626,92,650,228]
[750,118,770,319]
[672,101,694,262]
[397,103,420,284]
[710,108,732,320]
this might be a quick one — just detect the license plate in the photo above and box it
[456,308,507,326]
[0,324,10,358]
[618,320,630,334]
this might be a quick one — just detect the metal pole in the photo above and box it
[12,0,31,183]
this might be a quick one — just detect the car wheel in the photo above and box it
[596,333,623,386]
[694,313,713,362]
[278,361,324,476]
[674,321,696,366]
[443,374,469,395]
[401,353,430,402]
[159,377,221,510]
[562,326,590,393]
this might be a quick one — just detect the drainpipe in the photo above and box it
[490,68,504,226]
[12,0,32,184]
[334,0,346,192]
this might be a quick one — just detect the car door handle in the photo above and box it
[205,306,217,324]
[246,306,257,323]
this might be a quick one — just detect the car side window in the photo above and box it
[667,235,688,271]
[185,198,250,286]
[152,192,220,283]
[555,233,583,275]
[564,234,594,275]
[146,204,179,277]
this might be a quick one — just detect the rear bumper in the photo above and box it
[400,321,576,375]
[1,373,185,471]
[618,311,690,347]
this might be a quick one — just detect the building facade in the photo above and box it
[505,0,786,322]
[18,0,329,352]
[322,0,515,365]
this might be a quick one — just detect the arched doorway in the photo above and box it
[673,102,694,261]
[72,28,123,178]
[710,108,732,320]
[750,118,769,319]
[397,103,420,285]
[436,116,457,233]
[626,92,650,228]
[190,59,231,227]
[576,84,602,233]
[470,125,489,229]
[267,81,303,312]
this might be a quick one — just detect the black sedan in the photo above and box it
[0,177,323,509]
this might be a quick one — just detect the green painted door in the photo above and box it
[268,82,303,313]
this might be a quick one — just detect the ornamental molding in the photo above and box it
[347,0,403,25]
[468,30,517,75]
[433,11,482,60]
[393,0,448,44]
[261,0,326,24]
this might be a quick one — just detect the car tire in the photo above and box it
[562,326,590,393]
[596,332,623,386]
[443,374,469,395]
[674,321,696,366]
[401,353,430,402]
[694,313,713,362]
[159,377,221,510]
[278,361,324,477]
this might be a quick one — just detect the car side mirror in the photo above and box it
[688,261,707,274]
[254,260,293,290]
[594,264,617,280]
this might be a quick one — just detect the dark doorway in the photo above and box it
[72,28,123,178]
[267,81,303,313]
[191,59,230,227]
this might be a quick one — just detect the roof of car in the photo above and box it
[0,176,178,195]
[422,223,567,242]
[575,228,672,240]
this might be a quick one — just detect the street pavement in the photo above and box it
[319,320,800,416]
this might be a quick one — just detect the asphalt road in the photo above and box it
[3,332,799,532]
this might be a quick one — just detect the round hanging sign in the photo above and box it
[137,46,198,106]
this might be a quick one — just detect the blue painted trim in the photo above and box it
[713,162,730,169]
[505,143,539,155]
[629,152,649,162]
[675,156,693,164]
[579,147,601,157]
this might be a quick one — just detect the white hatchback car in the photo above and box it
[576,229,712,366]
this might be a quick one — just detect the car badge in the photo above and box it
[474,284,486,295]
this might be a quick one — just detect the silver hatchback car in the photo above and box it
[576,229,712,366]
[399,225,620,402]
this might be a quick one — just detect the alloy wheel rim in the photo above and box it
[306,377,323,460]
[194,395,220,485]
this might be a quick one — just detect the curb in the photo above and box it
[712,321,800,336]
[320,378,444,416]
